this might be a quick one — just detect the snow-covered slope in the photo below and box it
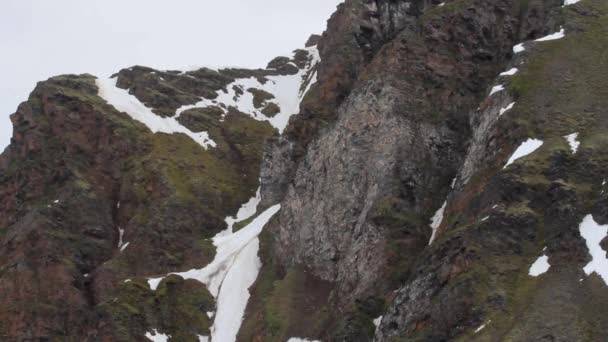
[147,191,280,342]
[98,46,320,150]
[176,46,320,133]
[96,77,217,148]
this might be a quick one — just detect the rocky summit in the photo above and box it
[1,0,608,341]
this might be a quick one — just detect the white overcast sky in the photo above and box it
[0,0,342,152]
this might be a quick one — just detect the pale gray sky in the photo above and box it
[0,0,342,151]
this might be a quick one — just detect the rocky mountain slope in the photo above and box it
[1,0,608,341]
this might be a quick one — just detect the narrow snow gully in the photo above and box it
[147,188,280,342]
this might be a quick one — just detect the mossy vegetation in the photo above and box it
[261,102,281,117]
[440,1,608,339]
[238,228,332,342]
[101,275,214,341]
[114,66,235,116]
[248,88,275,109]
[370,196,429,288]
[331,297,386,341]
[176,106,224,133]
[232,212,259,232]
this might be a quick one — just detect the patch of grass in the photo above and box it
[248,88,275,109]
[103,275,214,341]
[233,213,259,232]
[261,102,281,117]
[332,296,386,341]
[238,229,332,342]
[370,196,429,288]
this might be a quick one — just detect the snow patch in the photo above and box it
[579,215,608,285]
[117,227,126,249]
[481,216,490,222]
[287,339,321,342]
[429,201,447,245]
[175,46,320,134]
[564,0,581,5]
[489,85,504,96]
[564,133,580,154]
[500,68,519,76]
[120,242,130,253]
[373,316,383,329]
[145,330,170,342]
[529,254,550,276]
[504,139,544,169]
[513,43,526,54]
[499,102,516,116]
[147,277,163,290]
[450,177,457,189]
[535,28,565,42]
[96,77,216,148]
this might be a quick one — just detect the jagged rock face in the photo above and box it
[266,0,560,308]
[357,0,444,51]
[376,1,608,340]
[388,1,608,341]
[260,1,370,208]
[249,0,608,341]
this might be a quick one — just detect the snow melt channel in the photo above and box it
[147,190,280,342]
[96,77,216,148]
